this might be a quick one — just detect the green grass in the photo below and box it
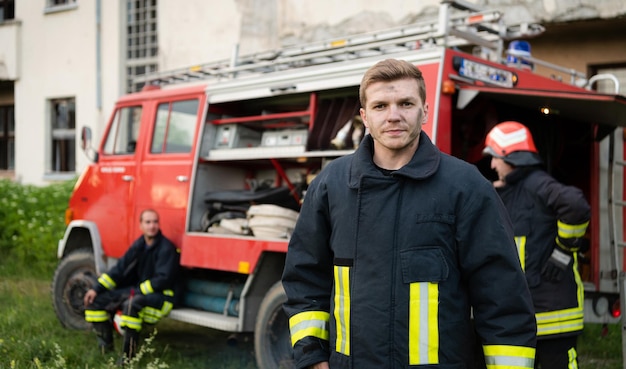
[0,276,623,369]
[578,321,623,369]
[0,276,258,369]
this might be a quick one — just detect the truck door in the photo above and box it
[97,105,142,257]
[132,97,202,247]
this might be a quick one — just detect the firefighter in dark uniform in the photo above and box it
[483,121,591,369]
[83,209,180,363]
[282,59,537,369]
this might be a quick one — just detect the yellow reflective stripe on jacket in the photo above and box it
[333,266,351,356]
[98,274,116,290]
[483,345,535,369]
[84,309,109,323]
[289,311,330,347]
[536,307,584,335]
[536,254,584,336]
[514,236,526,271]
[557,220,589,238]
[408,282,439,365]
[140,280,154,295]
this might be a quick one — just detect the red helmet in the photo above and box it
[483,121,542,166]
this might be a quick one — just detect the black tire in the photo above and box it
[254,281,294,369]
[51,250,97,330]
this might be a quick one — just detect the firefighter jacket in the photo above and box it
[282,133,537,369]
[496,166,591,339]
[94,231,180,298]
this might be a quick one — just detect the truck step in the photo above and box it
[168,308,241,331]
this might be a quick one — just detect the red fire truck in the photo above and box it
[51,1,626,368]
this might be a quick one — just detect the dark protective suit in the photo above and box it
[85,231,180,332]
[282,133,537,369]
[496,166,590,339]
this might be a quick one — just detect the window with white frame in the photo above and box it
[46,0,76,7]
[50,98,75,172]
[44,0,77,13]
[0,105,14,169]
[126,0,158,92]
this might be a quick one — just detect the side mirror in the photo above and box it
[80,126,98,162]
[81,126,92,151]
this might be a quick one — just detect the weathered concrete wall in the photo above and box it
[237,0,626,52]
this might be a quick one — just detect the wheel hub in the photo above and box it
[64,269,95,315]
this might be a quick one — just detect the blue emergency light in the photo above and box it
[506,40,534,71]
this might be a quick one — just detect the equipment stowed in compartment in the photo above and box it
[182,279,244,317]
[201,184,301,233]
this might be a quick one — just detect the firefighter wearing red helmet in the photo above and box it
[484,121,591,369]
[483,121,542,167]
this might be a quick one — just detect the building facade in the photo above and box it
[0,0,625,184]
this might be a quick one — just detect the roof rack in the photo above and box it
[135,0,544,87]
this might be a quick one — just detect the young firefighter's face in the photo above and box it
[360,77,428,154]
[139,211,160,240]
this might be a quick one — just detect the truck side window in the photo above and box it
[102,106,142,155]
[151,99,199,154]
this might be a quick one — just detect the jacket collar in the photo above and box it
[140,230,163,249]
[349,131,441,188]
[503,166,541,186]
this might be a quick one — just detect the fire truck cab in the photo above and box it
[52,1,626,368]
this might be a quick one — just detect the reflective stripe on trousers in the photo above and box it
[121,298,174,331]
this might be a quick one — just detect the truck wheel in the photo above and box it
[51,250,97,330]
[255,281,294,369]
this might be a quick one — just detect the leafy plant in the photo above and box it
[0,178,75,278]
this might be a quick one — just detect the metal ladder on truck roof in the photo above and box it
[135,0,544,87]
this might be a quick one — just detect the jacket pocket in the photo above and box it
[401,247,449,366]
[400,247,449,283]
[409,214,457,249]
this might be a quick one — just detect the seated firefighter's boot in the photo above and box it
[118,328,140,365]
[92,321,114,354]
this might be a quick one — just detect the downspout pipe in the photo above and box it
[96,0,102,110]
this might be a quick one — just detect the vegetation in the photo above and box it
[0,178,622,368]
[0,277,257,369]
[0,178,75,279]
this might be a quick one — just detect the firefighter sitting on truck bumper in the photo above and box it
[83,209,180,364]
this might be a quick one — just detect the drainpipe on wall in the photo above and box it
[96,0,102,110]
